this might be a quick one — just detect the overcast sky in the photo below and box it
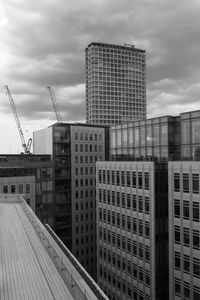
[1,0,200,153]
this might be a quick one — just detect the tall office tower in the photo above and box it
[96,161,169,300]
[33,123,109,280]
[86,42,146,126]
[168,162,200,300]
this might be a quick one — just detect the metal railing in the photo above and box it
[21,198,108,300]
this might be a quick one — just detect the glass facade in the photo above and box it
[110,116,180,161]
[181,111,200,160]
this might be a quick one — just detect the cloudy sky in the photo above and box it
[0,0,200,153]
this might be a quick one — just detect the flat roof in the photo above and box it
[0,196,107,300]
[86,42,145,53]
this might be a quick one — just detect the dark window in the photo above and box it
[174,226,180,244]
[145,172,149,190]
[175,279,181,296]
[174,199,180,218]
[183,201,189,220]
[132,172,136,187]
[193,230,200,250]
[116,171,120,185]
[145,197,149,214]
[175,252,180,270]
[132,195,136,210]
[139,196,143,212]
[11,185,16,194]
[107,171,110,184]
[184,283,190,299]
[183,173,189,193]
[3,185,8,193]
[183,228,190,246]
[192,174,199,194]
[183,255,190,273]
[193,258,200,278]
[127,194,131,209]
[193,202,199,222]
[138,172,143,189]
[127,171,130,187]
[174,173,180,192]
[121,171,125,186]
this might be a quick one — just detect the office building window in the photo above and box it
[175,252,180,270]
[144,172,149,190]
[193,202,199,222]
[127,194,131,209]
[132,195,137,210]
[139,196,143,212]
[174,173,180,192]
[11,185,15,194]
[174,226,180,244]
[175,278,181,296]
[107,171,110,184]
[183,255,190,273]
[145,197,149,214]
[184,282,190,299]
[193,230,200,250]
[183,201,189,220]
[132,171,136,187]
[193,258,200,278]
[138,172,143,188]
[183,227,190,246]
[183,173,189,193]
[192,174,199,193]
[19,184,23,194]
[3,185,8,193]
[121,171,125,186]
[127,171,130,187]
[174,199,180,218]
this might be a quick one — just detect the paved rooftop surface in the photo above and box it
[0,197,73,300]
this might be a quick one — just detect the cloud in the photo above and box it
[0,0,200,152]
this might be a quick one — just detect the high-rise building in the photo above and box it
[33,123,109,280]
[96,109,200,299]
[168,161,200,300]
[86,42,146,126]
[96,161,168,300]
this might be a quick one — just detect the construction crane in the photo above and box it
[5,85,32,154]
[47,86,62,123]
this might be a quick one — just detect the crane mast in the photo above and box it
[47,86,62,123]
[5,85,32,154]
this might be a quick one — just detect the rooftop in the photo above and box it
[0,195,108,300]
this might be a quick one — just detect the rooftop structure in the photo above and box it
[0,194,108,300]
[86,42,146,126]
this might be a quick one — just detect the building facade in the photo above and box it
[96,161,168,300]
[86,42,146,126]
[33,123,109,279]
[168,162,200,300]
[110,109,200,162]
[0,154,54,227]
[110,115,180,162]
